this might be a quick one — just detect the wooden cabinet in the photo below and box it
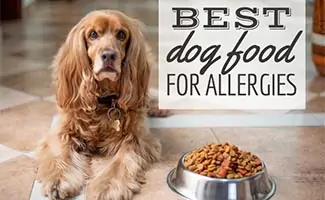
[0,0,22,22]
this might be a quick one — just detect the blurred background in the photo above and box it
[0,0,323,114]
[0,1,324,200]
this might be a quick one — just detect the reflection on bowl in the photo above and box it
[167,153,276,200]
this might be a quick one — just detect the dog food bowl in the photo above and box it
[167,153,276,200]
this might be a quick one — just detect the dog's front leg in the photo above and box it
[90,133,161,200]
[36,132,90,200]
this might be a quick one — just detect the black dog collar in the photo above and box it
[97,95,119,107]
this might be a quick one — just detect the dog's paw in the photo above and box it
[91,177,141,200]
[41,179,83,200]
[148,100,172,118]
[148,108,171,118]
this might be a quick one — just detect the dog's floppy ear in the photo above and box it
[118,17,152,111]
[52,21,97,111]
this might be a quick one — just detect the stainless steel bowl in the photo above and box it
[167,153,276,200]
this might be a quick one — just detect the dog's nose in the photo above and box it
[101,50,117,62]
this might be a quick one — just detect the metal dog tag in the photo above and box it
[107,107,121,132]
[111,120,120,132]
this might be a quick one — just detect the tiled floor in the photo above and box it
[0,0,324,200]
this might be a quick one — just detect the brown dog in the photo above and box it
[36,10,167,200]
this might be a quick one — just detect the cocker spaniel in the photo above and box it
[35,10,168,200]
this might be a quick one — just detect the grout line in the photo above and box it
[0,85,41,110]
[23,150,36,159]
[29,179,37,200]
[312,113,325,125]
[0,144,24,163]
[0,85,41,96]
[210,128,221,144]
[42,95,56,103]
[0,97,41,111]
[320,92,325,97]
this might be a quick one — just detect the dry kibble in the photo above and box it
[255,159,262,165]
[188,165,196,171]
[200,171,208,176]
[227,174,235,179]
[184,142,263,179]
[237,168,247,175]
[207,172,215,177]
[203,160,210,166]
[197,164,204,171]
[218,167,228,178]
[229,149,236,157]
[242,160,247,166]
[224,146,230,153]
[217,154,224,161]
[245,164,252,171]
[245,172,252,177]
[223,152,230,158]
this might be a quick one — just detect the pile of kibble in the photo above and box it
[184,142,263,179]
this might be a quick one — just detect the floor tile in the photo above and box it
[132,164,182,200]
[2,37,59,54]
[321,92,325,97]
[0,68,54,97]
[0,56,48,77]
[152,128,218,162]
[0,100,57,151]
[30,181,86,200]
[212,127,325,176]
[2,40,58,63]
[0,156,37,200]
[212,127,325,200]
[0,85,38,110]
[307,74,325,94]
[272,176,325,200]
[305,97,325,112]
[293,96,325,113]
[24,150,37,159]
[0,144,23,163]
[149,113,322,128]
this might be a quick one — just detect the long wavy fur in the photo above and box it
[36,10,161,200]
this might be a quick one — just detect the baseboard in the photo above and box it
[23,0,38,17]
[23,0,36,8]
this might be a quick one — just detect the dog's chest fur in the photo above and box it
[71,109,127,156]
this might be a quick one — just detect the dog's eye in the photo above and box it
[117,30,126,41]
[89,31,98,39]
